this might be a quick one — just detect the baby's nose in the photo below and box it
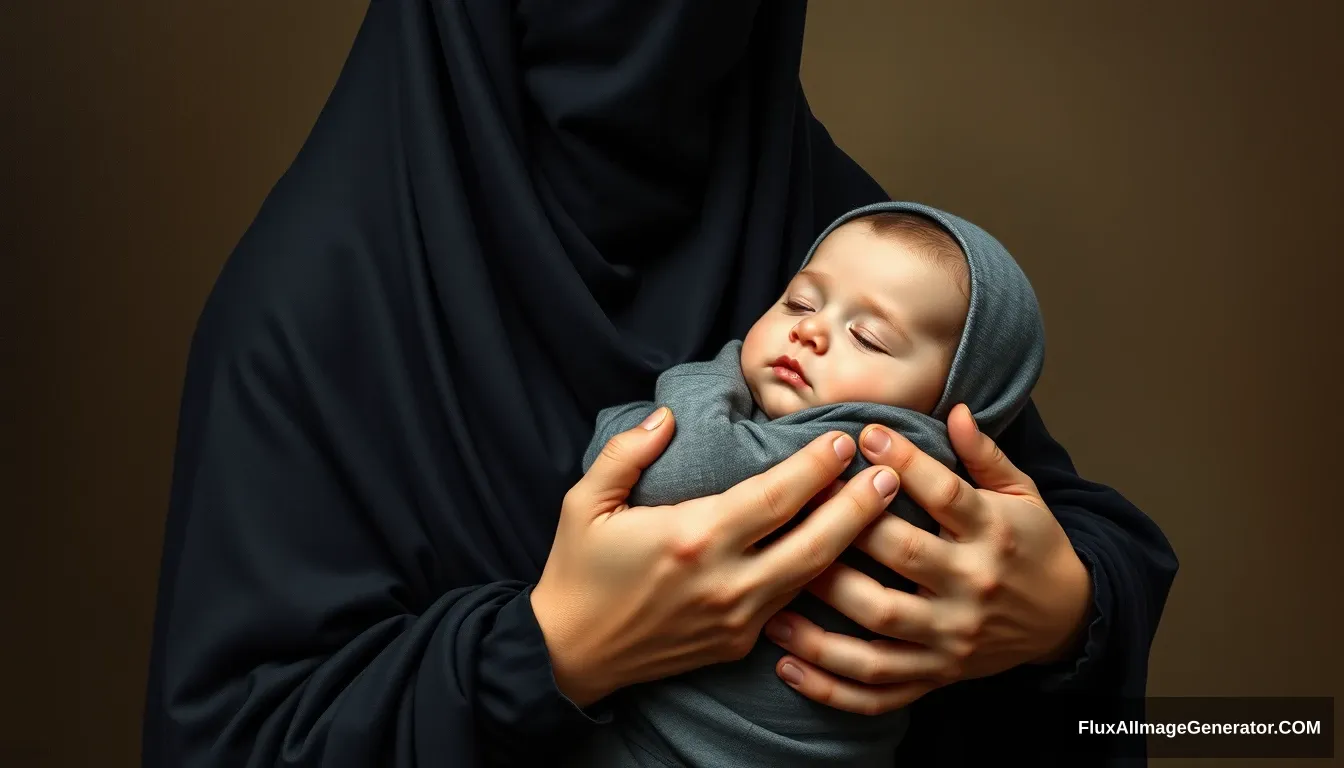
[790,318,829,352]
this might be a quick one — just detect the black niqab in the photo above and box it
[142,2,1176,765]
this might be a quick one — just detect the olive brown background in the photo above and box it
[4,1,1340,766]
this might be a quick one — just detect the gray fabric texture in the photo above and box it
[564,201,1046,767]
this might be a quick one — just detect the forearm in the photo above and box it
[150,578,601,767]
[147,318,609,768]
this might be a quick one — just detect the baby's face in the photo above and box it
[741,220,970,419]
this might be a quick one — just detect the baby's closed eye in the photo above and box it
[850,326,888,354]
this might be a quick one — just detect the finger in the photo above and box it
[720,431,857,549]
[806,479,847,512]
[851,512,957,595]
[747,464,898,594]
[860,424,987,539]
[947,404,1040,498]
[802,562,939,645]
[742,478,844,559]
[577,407,675,516]
[774,655,939,716]
[763,612,951,686]
[752,584,806,634]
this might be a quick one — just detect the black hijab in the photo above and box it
[142,2,1176,765]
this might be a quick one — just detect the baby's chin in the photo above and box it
[754,383,812,420]
[761,402,803,420]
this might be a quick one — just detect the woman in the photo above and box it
[142,2,1177,765]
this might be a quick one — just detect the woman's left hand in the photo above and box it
[761,403,1095,715]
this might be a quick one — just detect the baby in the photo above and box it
[568,201,1045,768]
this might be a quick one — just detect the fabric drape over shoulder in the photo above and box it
[141,1,1177,765]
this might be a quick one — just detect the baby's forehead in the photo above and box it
[800,219,970,302]
[792,234,922,287]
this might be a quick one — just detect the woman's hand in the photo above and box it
[761,404,1094,715]
[530,407,902,708]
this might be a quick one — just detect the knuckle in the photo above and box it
[720,599,755,633]
[886,443,917,474]
[953,555,998,599]
[934,477,966,511]
[985,440,1007,468]
[875,599,905,637]
[668,523,714,564]
[670,536,711,564]
[994,526,1019,559]
[950,556,980,589]
[737,571,773,609]
[699,582,742,613]
[948,639,975,662]
[797,534,832,580]
[832,490,870,528]
[721,614,750,636]
[802,443,834,480]
[598,434,632,465]
[855,654,883,685]
[932,611,962,645]
[561,485,583,512]
[970,572,1001,601]
[725,631,757,660]
[939,656,966,683]
[959,614,986,643]
[895,531,925,570]
[759,480,791,520]
[704,513,738,545]
[857,697,885,717]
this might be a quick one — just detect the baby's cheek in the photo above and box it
[907,367,949,414]
[824,370,887,406]
[740,318,773,361]
[826,363,934,411]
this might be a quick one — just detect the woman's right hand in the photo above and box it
[530,406,902,708]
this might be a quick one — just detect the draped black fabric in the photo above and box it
[141,1,1178,766]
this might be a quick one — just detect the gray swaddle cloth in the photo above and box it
[566,201,1046,768]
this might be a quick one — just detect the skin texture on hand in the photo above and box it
[529,407,901,708]
[761,403,1095,715]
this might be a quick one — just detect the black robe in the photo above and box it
[141,1,1178,765]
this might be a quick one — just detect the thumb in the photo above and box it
[947,404,1039,498]
[577,406,676,515]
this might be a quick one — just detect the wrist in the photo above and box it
[1034,545,1094,665]
[529,582,611,708]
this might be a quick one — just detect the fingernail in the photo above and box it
[779,662,804,686]
[833,434,855,461]
[641,407,667,430]
[863,428,890,454]
[873,469,898,498]
[765,619,792,644]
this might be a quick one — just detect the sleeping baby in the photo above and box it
[567,201,1046,768]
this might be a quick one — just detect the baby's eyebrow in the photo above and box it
[794,269,827,288]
